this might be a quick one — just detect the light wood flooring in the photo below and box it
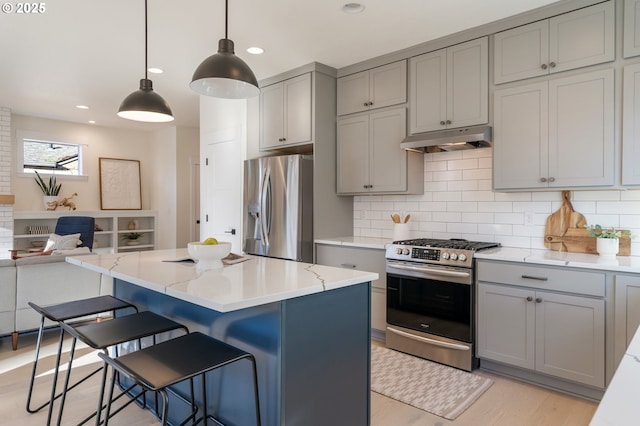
[0,332,597,425]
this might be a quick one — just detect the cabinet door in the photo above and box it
[624,0,640,58]
[260,82,284,149]
[548,69,614,188]
[337,115,370,193]
[409,49,447,133]
[284,73,312,145]
[337,71,370,116]
[447,37,488,128]
[493,81,548,190]
[614,275,640,364]
[477,283,535,369]
[623,63,640,185]
[535,291,605,388]
[369,108,407,193]
[494,20,549,84]
[369,60,407,111]
[549,1,614,73]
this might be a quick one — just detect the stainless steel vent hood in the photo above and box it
[400,125,492,153]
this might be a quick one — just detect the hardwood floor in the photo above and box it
[0,332,597,425]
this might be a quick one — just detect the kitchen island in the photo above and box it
[67,249,378,426]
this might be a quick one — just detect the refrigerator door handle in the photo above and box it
[260,166,270,248]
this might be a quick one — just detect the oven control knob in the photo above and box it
[442,252,450,260]
[450,253,458,261]
[395,248,403,255]
[402,248,410,255]
[458,253,467,262]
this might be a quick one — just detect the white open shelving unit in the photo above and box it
[13,210,157,254]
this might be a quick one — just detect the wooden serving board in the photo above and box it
[544,191,587,251]
[544,228,631,256]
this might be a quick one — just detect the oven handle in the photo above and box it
[387,326,471,351]
[387,263,471,278]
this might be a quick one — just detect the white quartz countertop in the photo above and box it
[590,326,640,425]
[475,247,640,274]
[67,249,378,313]
[315,236,391,250]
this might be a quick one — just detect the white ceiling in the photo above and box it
[0,0,563,131]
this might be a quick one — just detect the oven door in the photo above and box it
[386,262,473,343]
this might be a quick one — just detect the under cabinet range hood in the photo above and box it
[400,125,492,153]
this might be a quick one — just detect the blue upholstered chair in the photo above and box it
[54,216,95,250]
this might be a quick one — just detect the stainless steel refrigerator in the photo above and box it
[243,154,313,262]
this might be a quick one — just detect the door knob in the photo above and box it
[224,228,236,235]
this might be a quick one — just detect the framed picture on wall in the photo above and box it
[99,157,142,210]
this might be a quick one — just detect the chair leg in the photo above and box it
[250,356,262,426]
[159,389,170,426]
[55,335,79,426]
[25,316,46,413]
[12,331,18,350]
[45,327,68,426]
[103,366,117,426]
[95,361,109,426]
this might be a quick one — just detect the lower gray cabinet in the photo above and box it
[614,274,640,364]
[315,243,386,332]
[477,261,605,389]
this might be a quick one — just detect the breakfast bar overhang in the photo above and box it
[67,249,378,426]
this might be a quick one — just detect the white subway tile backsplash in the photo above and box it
[433,170,463,181]
[448,158,478,170]
[461,212,494,224]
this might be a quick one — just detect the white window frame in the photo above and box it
[16,129,88,180]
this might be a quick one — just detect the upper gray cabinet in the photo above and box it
[624,0,640,58]
[623,62,640,185]
[409,37,488,134]
[260,73,312,150]
[337,60,407,116]
[494,1,615,85]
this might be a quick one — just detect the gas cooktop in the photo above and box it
[386,238,500,268]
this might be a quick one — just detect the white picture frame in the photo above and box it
[99,157,142,210]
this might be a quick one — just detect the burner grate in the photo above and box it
[392,238,500,251]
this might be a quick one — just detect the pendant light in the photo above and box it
[118,0,174,122]
[190,0,260,99]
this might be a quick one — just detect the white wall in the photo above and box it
[353,148,640,255]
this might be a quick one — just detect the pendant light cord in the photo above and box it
[144,0,148,80]
[225,0,228,39]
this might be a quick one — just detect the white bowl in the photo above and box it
[187,241,231,269]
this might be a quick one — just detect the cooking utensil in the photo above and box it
[391,214,401,223]
[404,214,411,223]
[544,191,587,251]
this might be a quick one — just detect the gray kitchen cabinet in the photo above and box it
[337,60,407,116]
[260,72,312,150]
[315,243,387,333]
[494,1,614,84]
[493,68,614,190]
[614,274,640,365]
[409,37,488,134]
[337,107,423,195]
[623,63,640,185]
[477,260,606,389]
[624,0,640,58]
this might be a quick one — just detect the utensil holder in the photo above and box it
[393,223,410,241]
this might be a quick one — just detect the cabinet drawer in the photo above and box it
[477,260,604,297]
[316,244,386,289]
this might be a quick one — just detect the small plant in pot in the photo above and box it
[585,224,631,257]
[34,171,62,210]
[123,232,143,246]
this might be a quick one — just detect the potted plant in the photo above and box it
[123,232,143,246]
[34,171,62,210]
[585,225,631,257]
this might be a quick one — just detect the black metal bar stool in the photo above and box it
[26,296,137,416]
[54,311,189,426]
[97,332,261,426]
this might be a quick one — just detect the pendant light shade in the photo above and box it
[190,0,260,99]
[118,0,174,123]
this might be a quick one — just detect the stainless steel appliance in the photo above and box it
[243,154,313,262]
[385,238,499,371]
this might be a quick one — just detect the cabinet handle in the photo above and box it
[548,177,555,182]
[369,101,374,106]
[340,263,357,269]
[541,63,548,70]
[440,121,446,125]
[549,62,556,68]
[540,177,547,182]
[363,102,369,107]
[521,275,548,281]
[526,296,533,302]
[446,120,451,125]
[536,297,543,303]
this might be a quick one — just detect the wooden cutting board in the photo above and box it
[544,191,587,251]
[544,228,631,255]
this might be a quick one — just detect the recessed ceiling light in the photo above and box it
[342,3,365,14]
[247,47,264,55]
[148,67,164,74]
[76,105,89,109]
[88,120,96,124]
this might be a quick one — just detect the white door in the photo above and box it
[203,127,242,252]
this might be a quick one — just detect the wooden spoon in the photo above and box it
[391,214,401,223]
[404,214,411,223]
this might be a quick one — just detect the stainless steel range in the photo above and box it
[385,238,499,371]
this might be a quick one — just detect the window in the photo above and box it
[17,130,84,176]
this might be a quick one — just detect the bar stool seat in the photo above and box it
[97,332,261,426]
[26,296,137,415]
[55,311,189,425]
